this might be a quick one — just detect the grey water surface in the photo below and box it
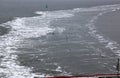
[0,0,120,78]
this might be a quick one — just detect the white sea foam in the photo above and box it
[73,4,120,12]
[54,27,65,34]
[1,3,120,78]
[85,4,120,57]
[0,9,74,78]
[35,11,46,15]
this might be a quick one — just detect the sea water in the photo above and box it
[1,3,120,78]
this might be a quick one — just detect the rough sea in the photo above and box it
[1,1,120,78]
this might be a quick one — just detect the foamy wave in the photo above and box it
[73,4,120,13]
[35,11,46,15]
[35,10,74,19]
[0,34,36,78]
[5,17,54,38]
[1,3,120,77]
[54,27,65,34]
[0,9,74,78]
[85,4,120,56]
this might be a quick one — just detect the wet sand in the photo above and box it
[95,9,120,44]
